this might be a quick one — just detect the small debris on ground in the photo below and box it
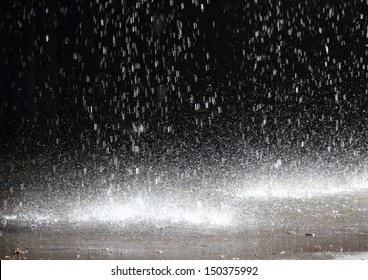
[14,248,28,254]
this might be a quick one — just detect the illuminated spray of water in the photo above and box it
[2,168,368,227]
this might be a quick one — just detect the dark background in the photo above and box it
[1,0,368,164]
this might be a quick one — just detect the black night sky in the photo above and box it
[1,0,368,163]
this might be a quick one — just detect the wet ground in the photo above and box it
[1,155,368,260]
[1,191,367,260]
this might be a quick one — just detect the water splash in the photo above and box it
[2,166,367,230]
[68,195,234,227]
[1,188,236,229]
[236,172,368,200]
